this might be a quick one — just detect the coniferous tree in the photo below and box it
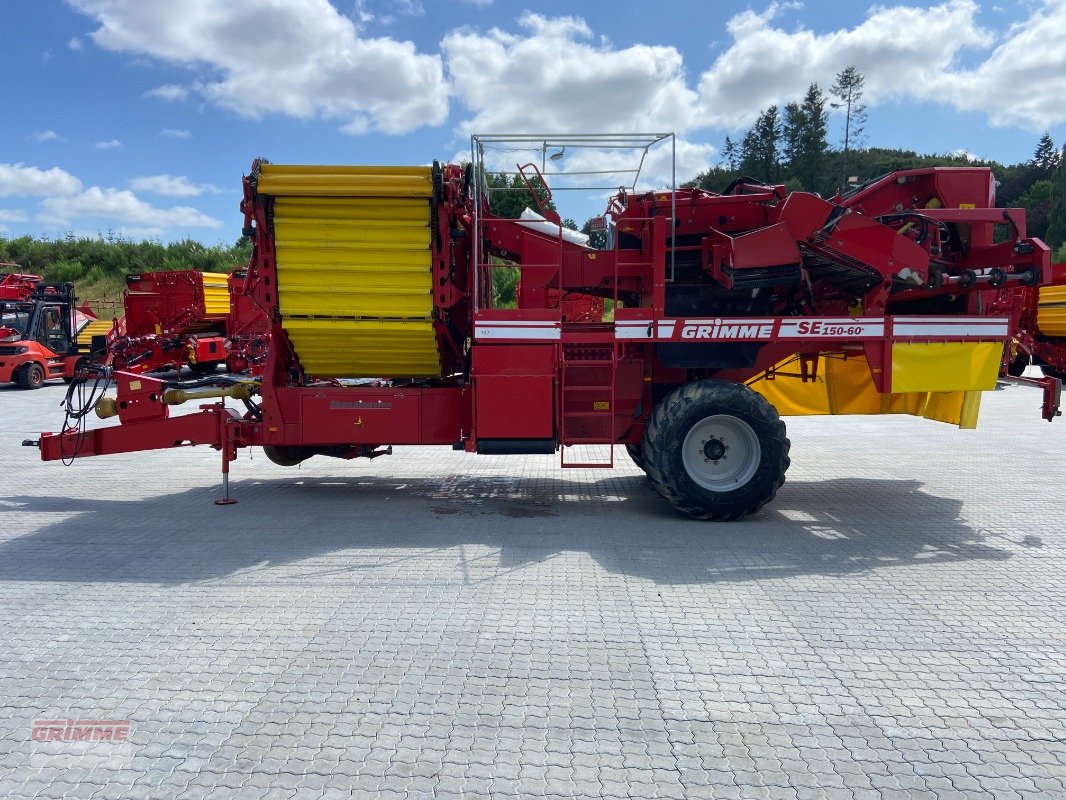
[1046,146,1066,252]
[795,83,829,193]
[829,66,867,152]
[719,136,740,171]
[739,106,781,180]
[781,102,805,177]
[1032,132,1060,174]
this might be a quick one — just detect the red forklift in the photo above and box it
[0,283,97,389]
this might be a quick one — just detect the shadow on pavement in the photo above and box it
[0,472,1011,586]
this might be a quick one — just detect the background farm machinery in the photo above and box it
[27,134,1064,519]
[106,269,269,375]
[2,265,269,388]
[0,281,107,389]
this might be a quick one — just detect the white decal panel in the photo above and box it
[611,316,1009,342]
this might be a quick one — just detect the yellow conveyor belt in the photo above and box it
[75,319,113,347]
[201,272,230,318]
[256,165,440,378]
[1037,285,1066,338]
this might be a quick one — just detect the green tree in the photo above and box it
[781,102,805,176]
[485,172,556,219]
[1032,132,1060,173]
[795,83,829,193]
[1016,179,1054,241]
[1046,147,1066,252]
[739,105,781,180]
[719,136,740,171]
[829,66,867,152]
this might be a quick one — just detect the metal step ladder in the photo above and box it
[559,343,616,468]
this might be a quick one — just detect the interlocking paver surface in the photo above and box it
[0,377,1064,798]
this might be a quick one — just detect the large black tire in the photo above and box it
[17,363,45,390]
[263,445,315,466]
[643,380,790,521]
[625,443,646,472]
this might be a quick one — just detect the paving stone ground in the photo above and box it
[0,375,1064,799]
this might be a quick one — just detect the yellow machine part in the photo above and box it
[750,342,1004,430]
[258,164,440,378]
[75,318,113,347]
[891,341,1002,393]
[1037,285,1066,337]
[257,164,433,197]
[201,272,231,318]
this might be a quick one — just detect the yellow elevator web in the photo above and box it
[257,164,441,378]
[1037,285,1066,338]
[201,272,230,318]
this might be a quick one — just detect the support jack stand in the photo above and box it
[215,430,238,505]
[215,471,237,506]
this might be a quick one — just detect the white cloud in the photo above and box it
[144,83,189,101]
[694,1,993,130]
[939,0,1066,128]
[444,13,698,135]
[442,2,1066,141]
[40,186,223,229]
[128,174,217,197]
[68,37,84,51]
[157,128,192,139]
[339,116,370,136]
[0,210,29,223]
[95,139,122,149]
[70,0,447,134]
[0,164,83,197]
[31,130,61,142]
[442,14,713,198]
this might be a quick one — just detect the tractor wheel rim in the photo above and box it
[681,414,761,492]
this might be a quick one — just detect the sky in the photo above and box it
[2,0,1065,244]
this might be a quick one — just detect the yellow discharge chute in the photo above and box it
[750,341,1004,429]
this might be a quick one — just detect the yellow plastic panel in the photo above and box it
[750,354,986,429]
[282,318,440,377]
[891,341,1002,393]
[257,165,432,198]
[264,165,440,378]
[1037,285,1066,337]
[201,272,231,318]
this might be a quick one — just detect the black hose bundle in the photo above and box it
[59,365,112,465]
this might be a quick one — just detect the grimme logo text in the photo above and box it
[680,319,774,340]
[32,720,131,742]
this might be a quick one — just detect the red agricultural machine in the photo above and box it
[27,134,1063,519]
[0,267,45,301]
[104,269,269,375]
[107,270,227,374]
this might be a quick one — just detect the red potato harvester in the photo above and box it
[26,134,1063,519]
